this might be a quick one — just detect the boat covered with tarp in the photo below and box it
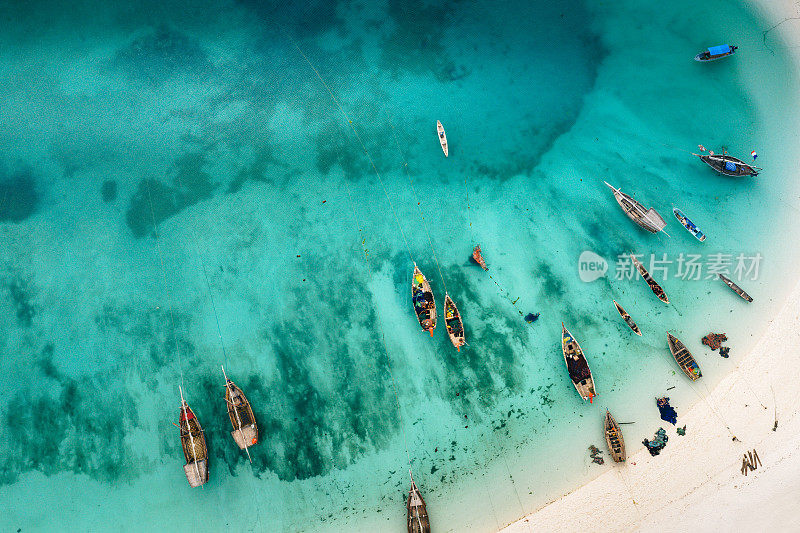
[604,181,668,234]
[696,152,759,177]
[561,324,596,402]
[694,44,737,61]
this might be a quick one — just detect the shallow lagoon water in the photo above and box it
[1,0,800,531]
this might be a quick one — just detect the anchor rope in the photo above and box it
[384,110,448,295]
[289,41,415,267]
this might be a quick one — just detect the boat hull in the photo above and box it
[179,402,209,487]
[407,482,431,533]
[225,380,259,449]
[561,325,596,401]
[673,208,706,241]
[444,294,466,350]
[604,182,665,233]
[719,274,753,302]
[436,120,448,157]
[412,265,437,334]
[667,333,702,381]
[613,300,642,336]
[604,411,626,462]
[697,154,758,177]
[631,255,669,303]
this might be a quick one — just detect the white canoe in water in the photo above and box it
[436,120,448,157]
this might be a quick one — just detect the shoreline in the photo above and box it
[501,273,800,531]
[500,3,800,529]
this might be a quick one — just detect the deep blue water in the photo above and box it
[1,0,799,531]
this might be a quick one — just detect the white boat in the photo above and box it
[436,120,448,157]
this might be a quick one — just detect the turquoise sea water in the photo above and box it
[2,0,800,531]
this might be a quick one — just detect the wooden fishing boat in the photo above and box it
[719,274,753,302]
[407,476,431,533]
[695,152,759,177]
[436,120,448,157]
[631,255,669,304]
[444,293,466,351]
[694,44,737,61]
[604,181,668,235]
[412,263,437,335]
[604,410,626,463]
[667,333,702,381]
[673,207,706,242]
[472,244,488,271]
[613,300,642,336]
[223,366,258,460]
[561,324,597,402]
[179,386,208,487]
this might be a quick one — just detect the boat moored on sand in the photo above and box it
[604,410,626,462]
[561,324,597,402]
[667,333,702,381]
[694,44,737,61]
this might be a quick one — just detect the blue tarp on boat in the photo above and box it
[725,161,737,172]
[708,44,731,56]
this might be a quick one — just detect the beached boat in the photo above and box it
[631,255,669,303]
[604,410,626,463]
[412,264,437,335]
[613,300,642,336]
[695,153,759,177]
[444,293,466,351]
[694,44,737,61]
[667,333,702,381]
[603,181,668,234]
[719,274,753,302]
[222,366,258,460]
[561,324,596,402]
[407,476,431,533]
[436,120,448,157]
[673,207,706,242]
[179,387,209,487]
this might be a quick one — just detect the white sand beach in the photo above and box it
[501,3,800,531]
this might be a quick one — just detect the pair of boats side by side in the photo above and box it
[178,367,259,488]
[413,263,466,351]
[560,324,701,399]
